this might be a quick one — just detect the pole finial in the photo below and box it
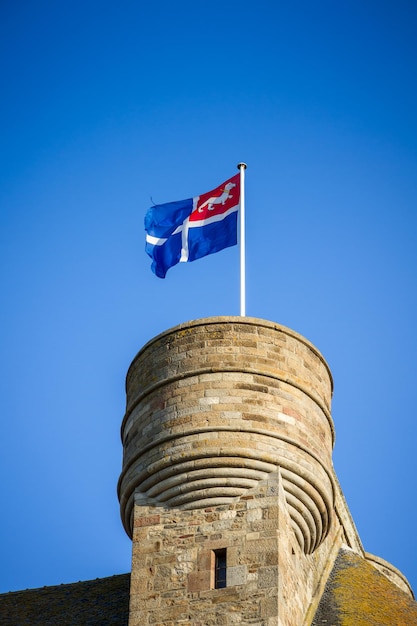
[237,162,247,170]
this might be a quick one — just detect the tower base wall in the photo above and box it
[128,471,346,626]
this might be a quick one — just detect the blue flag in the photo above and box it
[145,174,240,278]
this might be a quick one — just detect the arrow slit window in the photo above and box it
[214,548,227,589]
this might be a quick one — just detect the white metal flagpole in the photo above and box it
[237,162,247,317]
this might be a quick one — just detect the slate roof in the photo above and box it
[312,549,417,626]
[0,573,130,626]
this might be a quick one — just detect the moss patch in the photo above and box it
[312,549,417,626]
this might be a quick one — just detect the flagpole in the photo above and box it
[237,162,247,317]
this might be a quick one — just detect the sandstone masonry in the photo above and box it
[117,317,413,626]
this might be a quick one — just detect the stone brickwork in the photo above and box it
[118,317,335,555]
[129,474,283,625]
[118,316,414,625]
[126,467,376,625]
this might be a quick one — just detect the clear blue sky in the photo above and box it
[1,0,416,595]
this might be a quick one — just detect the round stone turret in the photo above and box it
[118,317,335,554]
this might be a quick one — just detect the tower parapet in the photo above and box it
[118,316,335,554]
[119,317,334,553]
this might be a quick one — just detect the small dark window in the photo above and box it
[214,548,227,588]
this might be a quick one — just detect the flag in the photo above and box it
[145,173,240,278]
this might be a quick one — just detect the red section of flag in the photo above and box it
[189,173,240,222]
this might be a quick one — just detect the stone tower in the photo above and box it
[118,316,414,626]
